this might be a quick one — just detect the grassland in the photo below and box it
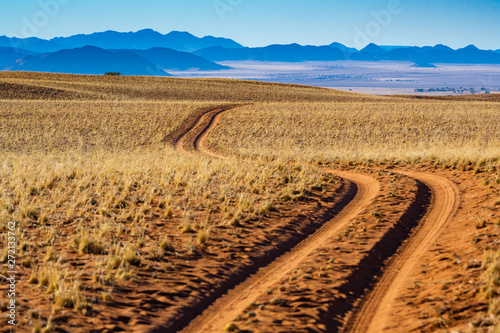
[209,101,500,167]
[0,71,499,332]
[0,72,345,332]
[0,71,375,102]
[0,100,222,152]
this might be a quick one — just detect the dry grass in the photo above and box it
[1,71,498,331]
[0,147,330,328]
[0,71,378,102]
[209,101,500,167]
[0,72,351,331]
[0,100,219,152]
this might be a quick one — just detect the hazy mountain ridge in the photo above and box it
[196,43,500,64]
[0,45,231,75]
[0,29,243,53]
[50,29,243,52]
[4,46,171,76]
[194,44,347,62]
[133,48,230,70]
[0,29,498,76]
[0,47,37,69]
[0,36,65,53]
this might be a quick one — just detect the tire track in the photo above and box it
[170,104,457,333]
[181,171,378,333]
[345,172,459,332]
[172,105,380,333]
[164,104,240,150]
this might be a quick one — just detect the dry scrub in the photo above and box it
[0,100,221,152]
[1,71,498,332]
[210,101,500,167]
[0,72,342,331]
[0,71,378,102]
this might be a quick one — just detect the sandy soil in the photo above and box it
[172,104,499,333]
[1,100,497,332]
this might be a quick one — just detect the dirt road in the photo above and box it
[171,105,459,333]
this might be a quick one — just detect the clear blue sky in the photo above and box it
[1,0,499,49]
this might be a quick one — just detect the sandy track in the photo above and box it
[171,104,458,333]
[181,171,379,333]
[172,105,380,332]
[345,172,459,332]
[171,105,240,152]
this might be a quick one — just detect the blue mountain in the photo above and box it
[194,44,347,62]
[133,47,230,70]
[5,46,170,76]
[50,29,243,52]
[360,43,386,54]
[416,45,500,64]
[0,47,37,68]
[0,36,64,53]
[195,42,500,64]
[329,42,357,53]
[375,48,420,61]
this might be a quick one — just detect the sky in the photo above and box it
[1,0,499,50]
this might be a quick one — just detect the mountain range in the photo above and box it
[5,46,170,76]
[0,29,499,76]
[0,29,243,53]
[195,43,500,64]
[50,29,243,52]
[2,45,232,75]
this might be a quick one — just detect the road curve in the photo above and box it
[181,171,379,333]
[172,105,380,332]
[171,104,456,333]
[173,105,239,153]
[345,171,459,333]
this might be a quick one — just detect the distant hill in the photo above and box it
[194,44,347,62]
[5,46,170,76]
[133,47,230,70]
[360,43,386,54]
[416,45,500,64]
[352,43,390,61]
[196,42,500,64]
[374,48,420,62]
[329,42,357,53]
[0,36,64,53]
[0,47,36,68]
[50,29,243,52]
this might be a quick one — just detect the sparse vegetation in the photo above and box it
[0,72,338,332]
[1,71,498,332]
[210,101,500,167]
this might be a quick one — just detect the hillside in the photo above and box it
[0,72,498,333]
[133,48,230,70]
[196,43,500,64]
[0,47,35,68]
[50,29,243,52]
[5,46,170,76]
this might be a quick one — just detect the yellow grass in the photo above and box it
[0,71,377,102]
[209,101,500,167]
[1,71,499,331]
[0,100,221,152]
[0,72,352,331]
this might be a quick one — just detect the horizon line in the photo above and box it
[1,28,499,51]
